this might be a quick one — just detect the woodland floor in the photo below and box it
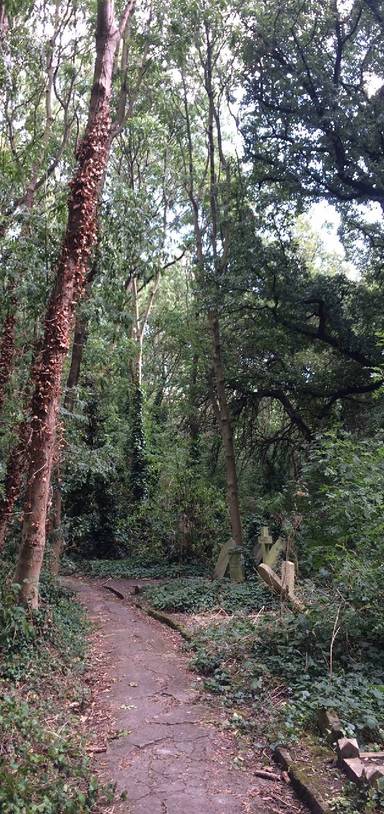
[63,576,308,814]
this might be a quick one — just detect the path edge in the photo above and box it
[274,746,331,814]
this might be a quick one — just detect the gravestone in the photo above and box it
[281,561,295,596]
[228,547,245,583]
[213,539,245,582]
[253,525,285,568]
[213,539,235,579]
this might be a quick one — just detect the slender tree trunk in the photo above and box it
[188,352,200,463]
[181,52,243,548]
[14,0,134,608]
[0,1,8,38]
[49,483,62,576]
[0,422,30,550]
[49,310,87,573]
[0,292,17,415]
[209,311,242,546]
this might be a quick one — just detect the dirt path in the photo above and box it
[64,577,306,814]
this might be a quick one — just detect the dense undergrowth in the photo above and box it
[0,562,107,814]
[141,566,384,750]
[73,556,208,580]
[143,576,279,612]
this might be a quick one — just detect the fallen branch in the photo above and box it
[254,769,282,782]
[103,584,125,600]
[134,600,193,642]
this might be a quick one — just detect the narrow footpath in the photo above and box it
[64,577,306,814]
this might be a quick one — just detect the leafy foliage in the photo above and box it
[185,570,384,748]
[143,576,278,613]
[298,432,384,572]
[0,562,107,814]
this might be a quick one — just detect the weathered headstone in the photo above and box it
[364,765,384,787]
[254,526,285,568]
[213,539,235,579]
[342,758,364,783]
[318,708,344,741]
[281,561,295,597]
[228,547,245,583]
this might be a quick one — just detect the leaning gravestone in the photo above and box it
[228,547,245,583]
[213,539,245,582]
[253,526,285,568]
[213,539,235,579]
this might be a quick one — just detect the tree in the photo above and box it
[14,0,134,608]
[165,0,245,549]
[243,1,384,215]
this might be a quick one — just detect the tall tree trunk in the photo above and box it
[181,51,243,548]
[0,292,16,415]
[0,1,8,38]
[208,311,242,546]
[204,22,242,547]
[49,310,87,574]
[0,1,67,540]
[188,352,200,464]
[14,0,134,608]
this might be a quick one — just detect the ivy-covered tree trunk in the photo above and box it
[14,0,134,607]
[0,292,16,415]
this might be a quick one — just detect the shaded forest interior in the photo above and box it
[0,1,384,812]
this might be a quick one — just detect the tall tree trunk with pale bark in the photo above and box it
[208,312,242,546]
[49,310,88,575]
[181,43,243,549]
[14,0,134,607]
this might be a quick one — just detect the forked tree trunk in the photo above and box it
[14,0,134,607]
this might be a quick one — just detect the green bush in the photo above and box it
[0,560,105,813]
[186,576,384,747]
[298,432,384,573]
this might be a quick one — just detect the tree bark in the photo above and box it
[14,0,134,608]
[0,294,17,416]
[209,312,242,546]
[48,309,87,573]
[181,55,243,547]
[0,1,8,38]
[0,421,30,550]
